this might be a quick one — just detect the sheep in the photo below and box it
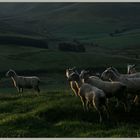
[80,70,129,112]
[68,72,109,123]
[127,64,137,74]
[101,69,140,102]
[101,64,140,104]
[127,64,139,105]
[105,66,140,105]
[107,66,140,78]
[66,67,79,96]
[6,69,40,94]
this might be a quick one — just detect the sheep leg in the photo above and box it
[93,97,103,123]
[106,98,109,104]
[16,87,20,93]
[73,90,78,96]
[33,86,40,96]
[120,94,131,112]
[97,108,103,123]
[103,103,110,119]
[37,86,40,93]
[99,111,103,123]
[134,95,139,106]
[16,87,23,97]
[123,100,131,112]
[35,86,40,93]
[21,88,23,93]
[80,97,87,112]
[86,101,90,111]
[115,99,119,108]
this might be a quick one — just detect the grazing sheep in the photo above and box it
[127,64,137,74]
[127,64,140,105]
[103,67,140,104]
[107,66,140,78]
[66,67,79,96]
[101,69,140,101]
[68,72,109,123]
[80,70,129,112]
[6,69,40,93]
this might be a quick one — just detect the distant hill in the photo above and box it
[0,3,140,48]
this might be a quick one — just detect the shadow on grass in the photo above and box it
[0,91,140,137]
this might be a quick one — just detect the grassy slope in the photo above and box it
[1,44,140,73]
[0,3,140,137]
[0,44,140,137]
[1,3,140,48]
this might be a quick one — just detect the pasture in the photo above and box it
[0,90,140,137]
[0,44,140,137]
[0,3,140,138]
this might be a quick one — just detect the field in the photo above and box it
[0,3,140,138]
[0,44,139,138]
[0,91,140,137]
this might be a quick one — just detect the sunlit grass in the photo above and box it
[0,89,139,137]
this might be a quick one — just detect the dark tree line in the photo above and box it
[0,36,48,48]
[58,42,85,52]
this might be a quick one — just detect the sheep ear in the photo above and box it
[133,64,136,67]
[75,70,79,75]
[66,69,70,77]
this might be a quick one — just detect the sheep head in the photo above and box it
[101,69,116,81]
[80,70,90,80]
[68,72,80,82]
[6,69,17,77]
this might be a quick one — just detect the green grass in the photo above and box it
[0,44,139,137]
[1,44,140,73]
[0,42,140,137]
[1,3,140,137]
[0,90,139,137]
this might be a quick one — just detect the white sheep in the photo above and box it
[101,69,140,101]
[127,64,139,105]
[107,66,140,78]
[68,72,109,123]
[66,67,79,96]
[6,69,40,94]
[105,66,140,104]
[127,64,137,74]
[80,70,129,112]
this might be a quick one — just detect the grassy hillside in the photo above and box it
[0,3,140,137]
[0,43,139,137]
[0,44,140,73]
[0,3,140,48]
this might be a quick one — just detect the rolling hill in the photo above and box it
[0,3,140,48]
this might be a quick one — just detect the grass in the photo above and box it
[0,90,139,137]
[1,44,140,74]
[0,43,139,137]
[0,33,140,137]
[1,3,140,137]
